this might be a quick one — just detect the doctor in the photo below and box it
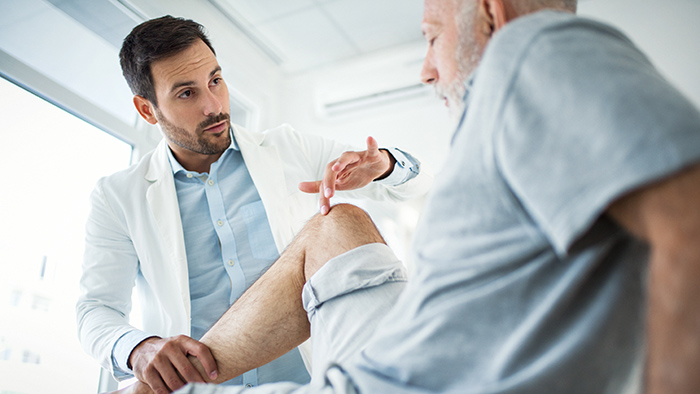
[76,15,430,394]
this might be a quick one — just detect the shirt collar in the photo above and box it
[166,127,238,175]
[451,72,478,144]
[462,70,477,104]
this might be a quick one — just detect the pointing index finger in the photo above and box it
[319,181,330,215]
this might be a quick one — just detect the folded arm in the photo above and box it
[607,162,700,394]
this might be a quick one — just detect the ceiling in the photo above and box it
[211,0,425,72]
[0,0,429,145]
[37,0,426,74]
[42,0,146,47]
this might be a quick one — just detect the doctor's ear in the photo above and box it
[133,95,158,125]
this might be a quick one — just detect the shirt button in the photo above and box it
[400,161,405,166]
[228,260,234,266]
[245,384,253,388]
[217,220,224,226]
[186,173,193,178]
[208,179,214,186]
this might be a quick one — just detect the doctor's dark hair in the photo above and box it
[119,15,216,107]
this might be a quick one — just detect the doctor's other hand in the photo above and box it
[298,136,396,215]
[128,335,218,394]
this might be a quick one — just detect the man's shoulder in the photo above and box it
[96,145,158,191]
[234,123,303,146]
[498,11,627,46]
[485,11,635,68]
[260,123,301,140]
[255,123,321,151]
[472,10,644,110]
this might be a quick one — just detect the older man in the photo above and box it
[115,0,700,393]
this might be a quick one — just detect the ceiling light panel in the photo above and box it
[321,0,424,53]
[220,0,316,24]
[255,7,359,71]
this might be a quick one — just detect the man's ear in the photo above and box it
[477,0,508,37]
[133,95,158,125]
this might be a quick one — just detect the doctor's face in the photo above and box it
[149,39,231,159]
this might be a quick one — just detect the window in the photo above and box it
[0,76,133,394]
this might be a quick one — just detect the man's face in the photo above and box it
[150,39,231,159]
[421,0,484,118]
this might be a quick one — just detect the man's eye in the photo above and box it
[212,77,221,85]
[429,37,436,47]
[179,90,192,98]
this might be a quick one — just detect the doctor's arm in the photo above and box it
[77,182,217,394]
[298,134,431,214]
[606,162,700,394]
[77,181,146,378]
[299,136,395,214]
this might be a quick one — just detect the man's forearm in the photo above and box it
[646,248,700,393]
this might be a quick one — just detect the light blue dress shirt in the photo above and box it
[111,131,420,387]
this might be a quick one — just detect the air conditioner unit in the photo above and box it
[320,83,432,117]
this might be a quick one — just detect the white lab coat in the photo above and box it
[76,123,431,378]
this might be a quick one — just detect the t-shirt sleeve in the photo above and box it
[494,18,700,256]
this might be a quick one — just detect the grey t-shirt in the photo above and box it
[347,11,700,394]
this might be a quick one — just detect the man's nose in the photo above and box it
[202,89,223,116]
[420,52,437,85]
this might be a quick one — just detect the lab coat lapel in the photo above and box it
[233,125,294,253]
[144,140,192,326]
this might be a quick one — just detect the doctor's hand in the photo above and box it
[128,335,218,394]
[299,136,396,215]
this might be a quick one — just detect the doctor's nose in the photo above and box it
[202,89,224,116]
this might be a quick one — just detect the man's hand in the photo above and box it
[298,136,395,215]
[128,335,218,394]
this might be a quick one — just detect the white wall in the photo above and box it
[277,41,454,172]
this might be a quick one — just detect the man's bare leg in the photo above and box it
[111,204,386,394]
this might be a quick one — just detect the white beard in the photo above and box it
[441,2,482,120]
[436,80,467,120]
[438,31,481,118]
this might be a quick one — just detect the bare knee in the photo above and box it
[302,203,385,279]
[312,203,384,244]
[324,203,373,224]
